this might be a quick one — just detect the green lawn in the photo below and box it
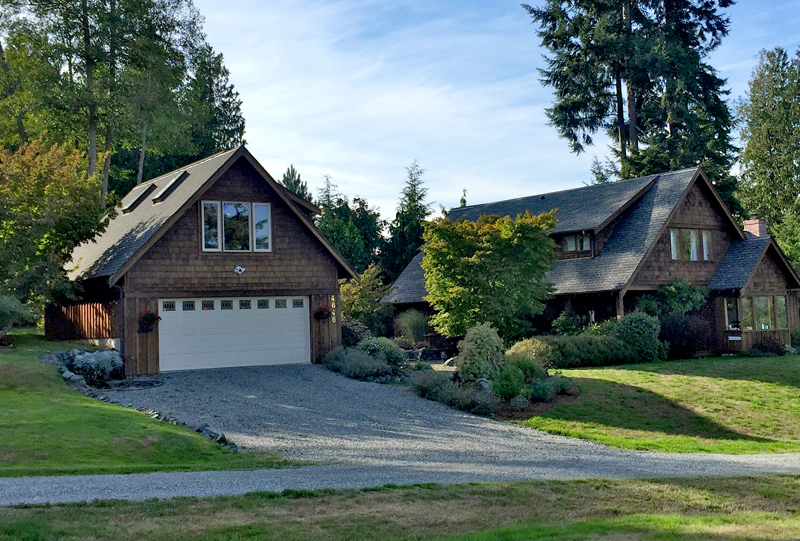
[522,355,800,453]
[0,329,299,476]
[3,476,800,540]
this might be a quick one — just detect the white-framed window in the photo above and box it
[202,201,221,251]
[253,203,272,252]
[669,228,711,262]
[202,201,271,253]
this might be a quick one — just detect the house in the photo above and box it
[383,167,800,353]
[45,146,357,375]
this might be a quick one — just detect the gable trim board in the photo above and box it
[384,167,800,352]
[60,147,353,375]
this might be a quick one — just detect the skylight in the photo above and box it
[152,171,189,203]
[122,184,157,213]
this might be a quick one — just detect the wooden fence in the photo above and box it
[45,301,119,341]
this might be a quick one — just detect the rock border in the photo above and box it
[41,351,235,450]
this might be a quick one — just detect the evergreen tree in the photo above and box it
[382,160,432,281]
[315,177,383,274]
[525,0,739,211]
[281,164,313,202]
[738,47,800,262]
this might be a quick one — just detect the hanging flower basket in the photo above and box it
[314,305,333,320]
[138,311,161,333]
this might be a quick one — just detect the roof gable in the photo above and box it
[69,147,357,284]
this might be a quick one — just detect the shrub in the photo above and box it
[0,296,34,340]
[525,378,557,402]
[67,350,124,384]
[456,323,505,382]
[492,364,526,401]
[792,328,800,351]
[582,319,619,336]
[748,339,786,357]
[409,370,499,416]
[507,338,558,368]
[547,335,632,368]
[657,279,708,315]
[551,373,574,394]
[342,318,371,347]
[634,295,661,317]
[504,352,548,380]
[613,311,662,363]
[357,337,406,372]
[552,309,582,335]
[323,347,392,380]
[396,309,428,344]
[659,313,713,360]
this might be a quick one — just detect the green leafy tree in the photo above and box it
[280,164,312,202]
[315,176,384,274]
[382,160,432,281]
[422,211,557,340]
[737,47,800,260]
[0,139,112,309]
[340,263,392,336]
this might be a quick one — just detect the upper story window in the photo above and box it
[202,201,271,252]
[669,228,711,261]
[565,232,591,252]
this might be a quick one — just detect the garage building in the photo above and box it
[46,146,357,375]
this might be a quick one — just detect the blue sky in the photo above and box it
[194,0,800,221]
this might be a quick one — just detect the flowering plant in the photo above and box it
[314,305,333,320]
[138,311,162,333]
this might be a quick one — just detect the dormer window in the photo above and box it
[565,232,591,252]
[202,201,271,252]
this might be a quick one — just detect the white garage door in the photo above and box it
[158,297,310,371]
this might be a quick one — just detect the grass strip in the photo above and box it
[3,476,800,540]
[0,329,300,476]
[522,355,800,453]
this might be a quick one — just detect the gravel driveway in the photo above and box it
[4,364,800,506]
[103,364,800,477]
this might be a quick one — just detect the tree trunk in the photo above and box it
[137,122,148,185]
[624,0,638,153]
[81,0,97,177]
[100,0,117,196]
[0,39,28,144]
[615,72,627,158]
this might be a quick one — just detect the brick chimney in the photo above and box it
[744,218,768,237]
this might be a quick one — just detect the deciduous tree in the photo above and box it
[422,211,557,340]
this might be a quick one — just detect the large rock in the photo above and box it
[510,395,529,409]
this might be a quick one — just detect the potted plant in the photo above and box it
[138,311,161,333]
[314,305,333,320]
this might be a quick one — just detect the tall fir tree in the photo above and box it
[382,160,432,281]
[738,47,800,263]
[525,0,740,213]
[280,164,313,202]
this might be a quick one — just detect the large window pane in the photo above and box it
[223,202,251,251]
[566,235,576,251]
[202,202,220,250]
[702,230,711,261]
[755,296,773,330]
[776,296,788,329]
[741,297,753,330]
[670,229,679,260]
[725,298,739,330]
[682,229,699,261]
[581,233,591,251]
[253,204,271,251]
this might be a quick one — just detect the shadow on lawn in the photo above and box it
[541,378,773,443]
[609,355,800,388]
